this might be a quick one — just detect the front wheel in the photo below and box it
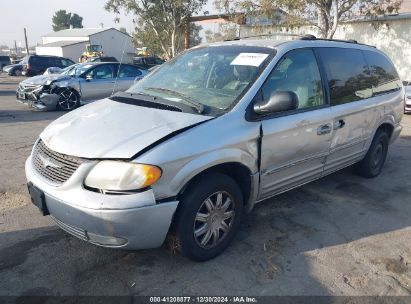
[355,130,389,178]
[55,88,80,111]
[174,173,243,261]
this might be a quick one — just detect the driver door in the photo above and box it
[258,48,333,199]
[79,64,116,101]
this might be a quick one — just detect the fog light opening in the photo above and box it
[86,231,128,246]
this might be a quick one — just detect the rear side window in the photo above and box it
[318,48,372,105]
[363,50,400,96]
[32,57,50,67]
[49,58,61,67]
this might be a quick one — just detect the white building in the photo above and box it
[35,28,134,63]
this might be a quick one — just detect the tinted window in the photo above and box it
[32,57,52,67]
[118,65,142,77]
[318,48,372,105]
[261,48,325,111]
[363,50,400,96]
[49,58,61,67]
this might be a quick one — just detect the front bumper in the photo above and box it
[25,156,178,249]
[16,85,60,111]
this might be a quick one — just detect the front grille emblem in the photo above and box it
[38,153,63,169]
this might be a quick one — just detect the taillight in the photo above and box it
[24,64,31,71]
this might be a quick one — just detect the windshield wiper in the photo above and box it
[110,91,201,114]
[144,87,204,114]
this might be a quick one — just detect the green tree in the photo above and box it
[105,0,207,58]
[52,10,83,31]
[188,23,203,47]
[214,0,402,38]
[133,21,202,57]
[70,13,84,29]
[204,23,237,42]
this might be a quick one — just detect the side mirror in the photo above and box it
[134,76,143,83]
[86,74,93,81]
[253,91,299,115]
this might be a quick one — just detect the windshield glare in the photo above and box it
[127,46,274,111]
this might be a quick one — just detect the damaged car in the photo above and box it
[26,38,403,261]
[16,62,148,111]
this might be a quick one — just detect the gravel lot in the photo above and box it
[1,73,411,297]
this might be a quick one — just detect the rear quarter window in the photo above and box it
[317,48,373,106]
[363,50,401,96]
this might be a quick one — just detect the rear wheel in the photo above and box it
[355,130,389,178]
[55,88,80,111]
[174,173,243,261]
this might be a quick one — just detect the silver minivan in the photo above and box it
[26,37,404,261]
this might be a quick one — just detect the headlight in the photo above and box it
[84,161,161,192]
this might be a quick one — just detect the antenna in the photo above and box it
[111,35,128,96]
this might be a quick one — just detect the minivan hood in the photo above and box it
[23,74,70,85]
[40,98,211,159]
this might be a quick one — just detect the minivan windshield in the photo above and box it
[127,45,275,112]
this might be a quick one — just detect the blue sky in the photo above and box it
[0,0,215,47]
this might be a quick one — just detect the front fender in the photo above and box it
[170,147,258,196]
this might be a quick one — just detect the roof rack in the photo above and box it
[237,32,315,40]
[235,32,375,47]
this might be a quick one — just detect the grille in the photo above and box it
[51,216,89,241]
[32,139,83,185]
[19,83,42,93]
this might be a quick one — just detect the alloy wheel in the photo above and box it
[58,89,78,111]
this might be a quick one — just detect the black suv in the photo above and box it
[132,56,164,70]
[0,56,11,69]
[21,55,75,76]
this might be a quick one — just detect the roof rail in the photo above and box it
[238,32,315,40]
[225,32,375,48]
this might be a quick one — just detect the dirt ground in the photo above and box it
[1,73,411,297]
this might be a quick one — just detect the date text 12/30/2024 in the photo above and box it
[150,297,258,303]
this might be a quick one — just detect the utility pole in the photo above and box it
[14,40,18,55]
[24,28,29,55]
[184,17,190,50]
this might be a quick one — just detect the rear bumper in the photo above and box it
[25,156,178,249]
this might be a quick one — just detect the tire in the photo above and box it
[174,173,243,261]
[55,88,80,111]
[14,69,22,76]
[355,130,389,178]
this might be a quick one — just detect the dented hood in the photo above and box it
[40,98,211,159]
[23,74,71,85]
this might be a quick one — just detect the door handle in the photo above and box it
[317,123,332,135]
[334,119,345,129]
